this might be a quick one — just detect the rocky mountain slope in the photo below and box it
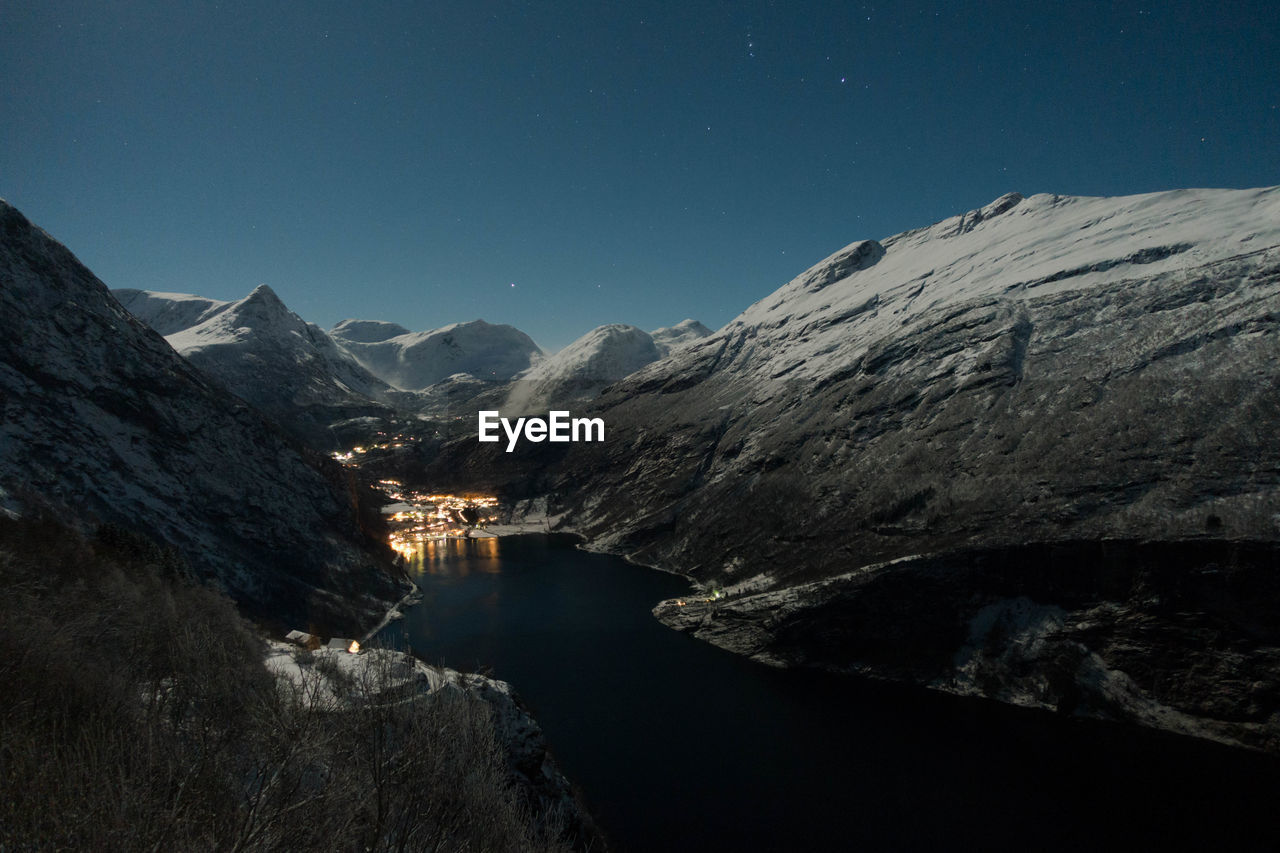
[115,286,396,446]
[505,323,662,413]
[427,187,1280,750]
[1,200,407,631]
[331,317,542,391]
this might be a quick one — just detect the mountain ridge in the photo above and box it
[421,185,1280,750]
[115,284,397,445]
[330,317,544,391]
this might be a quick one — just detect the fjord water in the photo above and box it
[378,535,1279,852]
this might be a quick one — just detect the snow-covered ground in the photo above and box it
[653,187,1280,392]
[264,640,452,708]
[261,637,582,816]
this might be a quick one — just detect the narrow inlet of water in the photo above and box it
[377,534,1280,853]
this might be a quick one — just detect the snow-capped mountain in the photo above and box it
[505,323,661,413]
[0,200,406,629]
[650,318,712,356]
[108,288,228,335]
[330,318,542,391]
[115,285,395,444]
[428,187,1280,750]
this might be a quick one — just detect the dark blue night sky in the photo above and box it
[4,1,1277,349]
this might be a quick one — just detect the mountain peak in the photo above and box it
[334,318,543,390]
[242,283,285,307]
[651,319,712,355]
[505,323,660,412]
[118,285,394,442]
[219,284,297,331]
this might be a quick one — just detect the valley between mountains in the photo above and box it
[3,187,1280,844]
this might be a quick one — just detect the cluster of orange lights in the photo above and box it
[385,491,500,556]
[332,432,416,466]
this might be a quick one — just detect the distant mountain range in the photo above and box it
[114,284,712,434]
[114,285,397,445]
[11,183,1280,753]
[330,318,544,391]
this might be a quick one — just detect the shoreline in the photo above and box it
[360,585,422,644]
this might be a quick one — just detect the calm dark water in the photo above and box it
[377,534,1280,853]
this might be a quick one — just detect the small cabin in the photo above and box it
[285,629,316,647]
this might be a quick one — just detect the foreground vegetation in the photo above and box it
[0,515,576,851]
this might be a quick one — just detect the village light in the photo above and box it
[348,640,361,654]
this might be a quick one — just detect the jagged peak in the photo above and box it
[982,191,1024,214]
[220,284,298,328]
[242,283,285,306]
[0,197,31,227]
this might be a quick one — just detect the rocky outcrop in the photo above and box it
[0,200,408,632]
[424,186,1280,749]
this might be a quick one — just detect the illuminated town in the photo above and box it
[375,478,500,557]
[330,433,504,564]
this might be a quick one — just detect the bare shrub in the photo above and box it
[0,516,575,852]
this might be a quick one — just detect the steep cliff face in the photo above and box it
[0,200,407,631]
[115,286,396,447]
[427,187,1280,748]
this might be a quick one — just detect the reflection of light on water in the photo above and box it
[396,536,502,577]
